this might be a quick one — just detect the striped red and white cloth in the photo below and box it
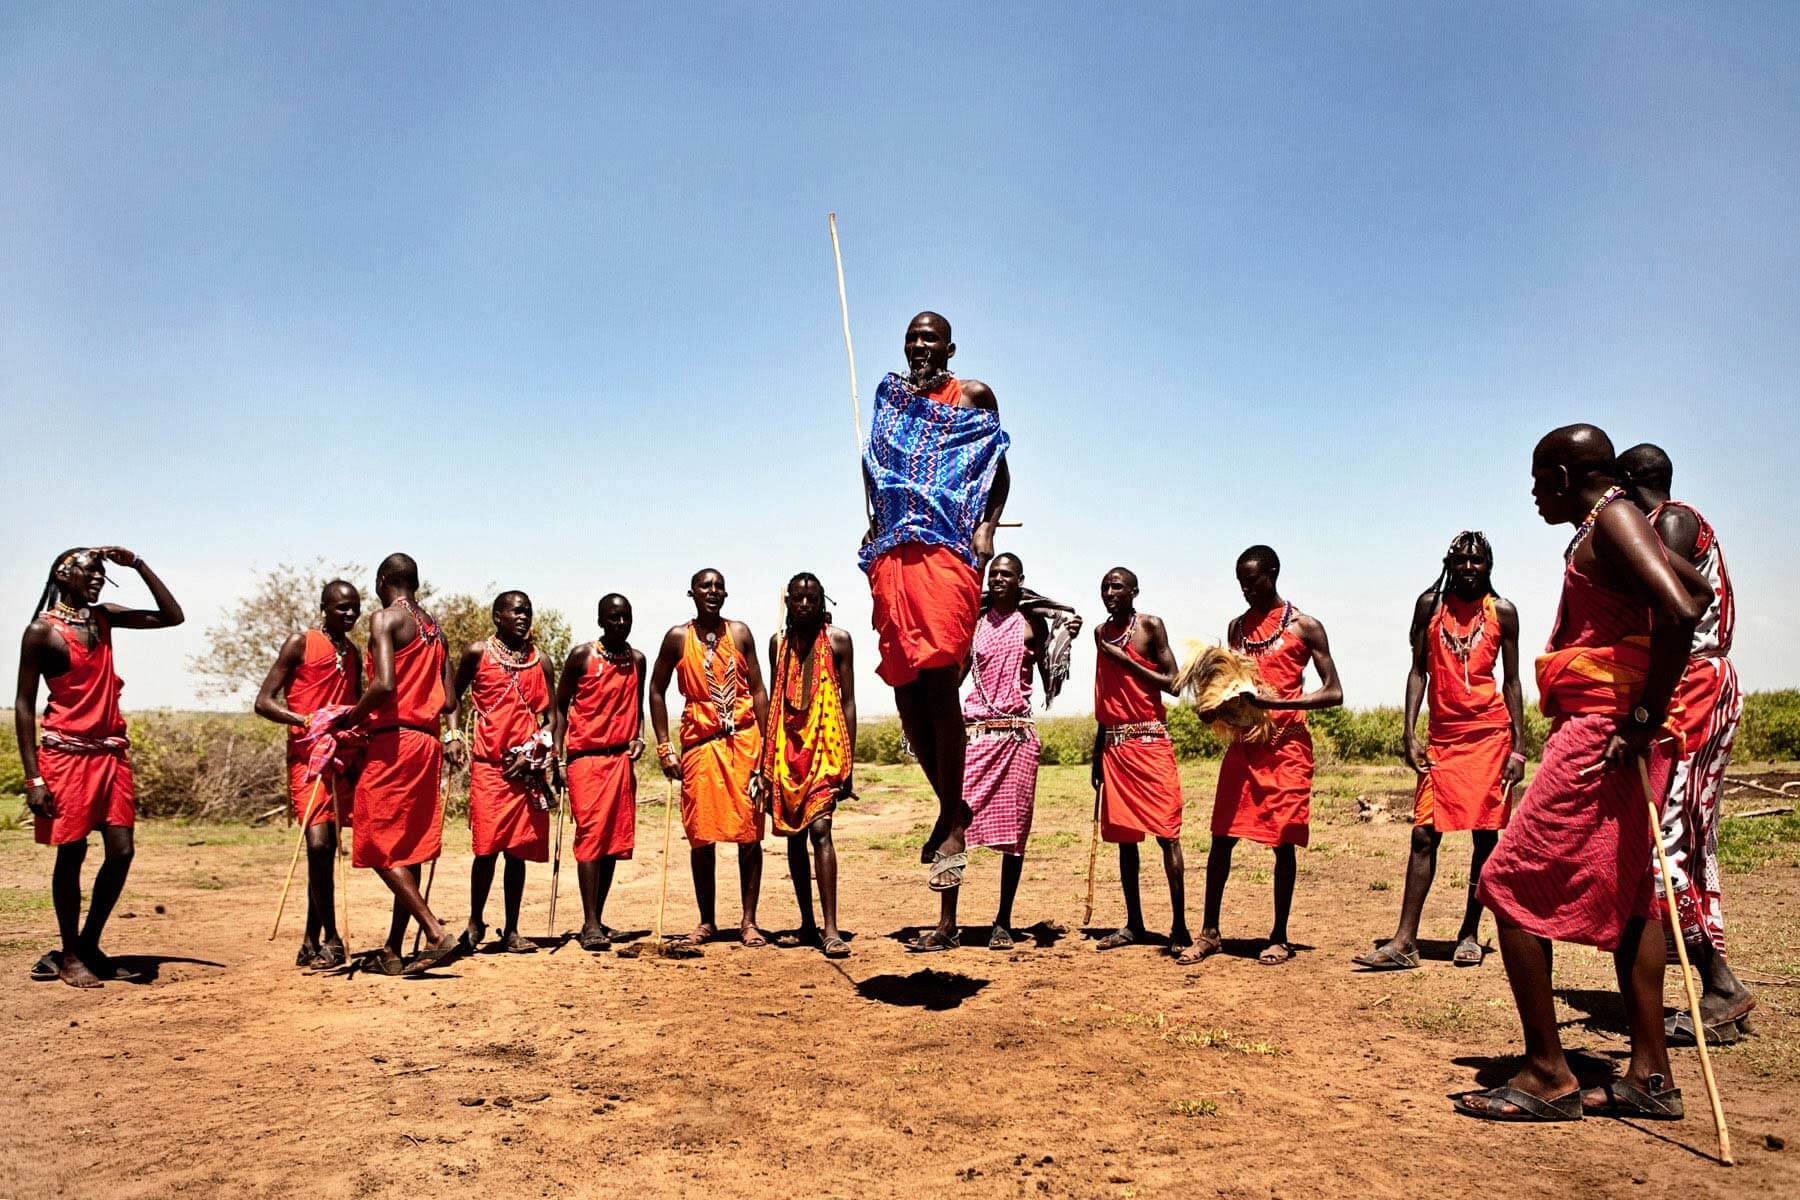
[1657,656,1743,953]
[963,610,1040,856]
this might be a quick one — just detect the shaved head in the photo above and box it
[690,567,724,588]
[1103,565,1139,589]
[376,552,419,590]
[320,579,359,607]
[909,310,951,340]
[1237,545,1280,576]
[1617,442,1673,492]
[1533,424,1618,478]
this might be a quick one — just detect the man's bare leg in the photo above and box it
[811,817,842,947]
[52,841,100,988]
[897,667,970,862]
[1457,830,1498,945]
[1691,940,1755,1025]
[994,852,1024,932]
[687,844,718,942]
[1612,917,1674,1086]
[786,833,818,938]
[1159,836,1191,951]
[465,853,497,947]
[304,823,340,954]
[1370,825,1439,961]
[1468,921,1579,1114]
[737,841,765,944]
[1098,842,1144,949]
[577,857,616,940]
[498,853,532,950]
[1199,835,1236,945]
[1270,844,1297,948]
[374,863,448,955]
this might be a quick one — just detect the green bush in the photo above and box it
[1738,690,1800,762]
[1166,704,1227,760]
[1036,716,1097,766]
[854,719,909,765]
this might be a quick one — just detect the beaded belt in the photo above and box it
[41,730,130,755]
[567,742,633,761]
[1101,720,1169,747]
[965,716,1037,741]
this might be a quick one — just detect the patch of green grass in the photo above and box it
[1368,879,1390,892]
[1110,1011,1285,1056]
[1718,811,1800,875]
[1401,1001,1477,1035]
[0,888,54,914]
[1170,1098,1220,1118]
[191,876,228,891]
[857,822,935,854]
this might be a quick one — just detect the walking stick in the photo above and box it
[827,213,875,527]
[547,781,566,938]
[269,779,327,940]
[1083,778,1104,927]
[656,778,678,940]
[1637,756,1733,1165]
[410,857,438,955]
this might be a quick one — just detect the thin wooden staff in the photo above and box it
[1636,755,1733,1165]
[1083,778,1104,927]
[410,858,437,955]
[827,214,876,530]
[547,778,567,938]
[269,778,327,940]
[656,778,678,940]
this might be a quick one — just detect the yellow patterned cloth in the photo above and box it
[761,627,852,836]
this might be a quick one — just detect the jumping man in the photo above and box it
[16,547,182,988]
[1356,533,1524,971]
[1090,568,1192,962]
[859,311,1010,893]
[328,553,460,975]
[1458,425,1708,1122]
[763,573,856,959]
[1618,442,1755,1043]
[452,591,561,954]
[554,594,646,952]
[1198,546,1343,967]
[648,569,770,947]
[254,579,363,970]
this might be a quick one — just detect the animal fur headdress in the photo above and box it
[1174,643,1273,744]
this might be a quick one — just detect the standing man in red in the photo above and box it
[1619,442,1755,1041]
[554,594,646,952]
[453,591,560,954]
[1458,425,1707,1122]
[860,312,1010,894]
[1356,533,1525,971]
[16,547,183,988]
[1198,546,1343,967]
[329,553,460,975]
[254,579,363,970]
[1088,568,1194,963]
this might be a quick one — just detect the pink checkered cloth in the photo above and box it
[294,705,365,785]
[962,610,1041,855]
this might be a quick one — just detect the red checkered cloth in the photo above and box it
[294,705,365,785]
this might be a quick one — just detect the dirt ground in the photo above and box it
[2,761,1796,1199]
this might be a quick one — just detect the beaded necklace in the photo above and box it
[323,629,353,676]
[903,367,955,395]
[1237,602,1294,657]
[486,635,537,672]
[596,640,633,669]
[395,596,442,645]
[51,599,92,625]
[1437,600,1486,690]
[1100,611,1138,648]
[1564,486,1626,563]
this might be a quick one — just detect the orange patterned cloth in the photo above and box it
[676,623,764,846]
[761,628,852,836]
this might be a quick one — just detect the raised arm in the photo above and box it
[648,626,684,779]
[253,632,311,729]
[1403,593,1434,774]
[1495,600,1526,785]
[1254,615,1344,712]
[94,547,183,629]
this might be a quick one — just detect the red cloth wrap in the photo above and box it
[1212,608,1315,847]
[568,753,636,862]
[867,543,980,687]
[34,612,135,846]
[1100,738,1184,842]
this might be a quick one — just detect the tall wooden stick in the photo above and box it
[827,213,876,528]
[547,784,566,938]
[1083,779,1104,927]
[1638,756,1733,1165]
[411,858,437,955]
[269,779,327,940]
[655,778,678,940]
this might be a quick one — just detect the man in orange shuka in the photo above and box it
[648,569,770,947]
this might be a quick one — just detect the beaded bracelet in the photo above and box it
[1506,751,1526,766]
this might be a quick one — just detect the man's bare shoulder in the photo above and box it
[828,625,855,651]
[1295,612,1330,641]
[959,378,998,411]
[1493,596,1520,625]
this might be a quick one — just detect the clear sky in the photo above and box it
[4,4,1797,714]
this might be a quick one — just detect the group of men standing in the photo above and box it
[11,311,1759,1130]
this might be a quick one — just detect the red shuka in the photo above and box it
[1213,606,1314,847]
[1413,595,1514,833]
[1095,634,1183,843]
[466,645,552,861]
[565,645,640,862]
[285,629,356,828]
[353,617,446,870]
[34,611,135,846]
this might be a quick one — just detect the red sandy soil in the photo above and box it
[1,762,1795,1198]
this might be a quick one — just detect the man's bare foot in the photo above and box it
[739,924,769,948]
[296,939,320,968]
[405,929,460,975]
[1457,1062,1582,1118]
[678,923,717,945]
[1700,982,1755,1028]
[822,931,850,958]
[578,925,612,952]
[499,930,538,954]
[460,919,488,951]
[920,803,974,863]
[777,926,820,949]
[1096,927,1139,951]
[59,953,103,989]
[1257,942,1293,966]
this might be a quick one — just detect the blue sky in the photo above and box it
[4,4,1797,713]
